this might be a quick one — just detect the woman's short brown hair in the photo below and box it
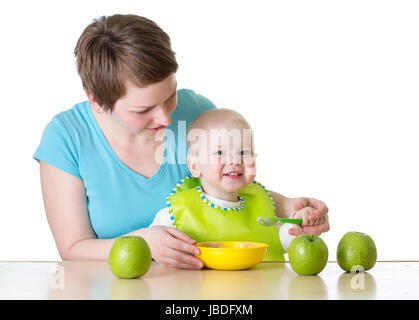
[74,14,178,111]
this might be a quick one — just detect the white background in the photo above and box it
[0,0,418,261]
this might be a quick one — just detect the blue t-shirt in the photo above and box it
[33,89,216,239]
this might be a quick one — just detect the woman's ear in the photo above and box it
[187,154,201,178]
[87,92,106,114]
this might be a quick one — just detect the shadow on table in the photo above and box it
[46,261,152,300]
[337,271,377,299]
[109,278,151,299]
[288,274,328,300]
[198,262,295,299]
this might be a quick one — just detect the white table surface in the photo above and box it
[0,261,418,300]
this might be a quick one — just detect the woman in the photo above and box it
[34,14,329,269]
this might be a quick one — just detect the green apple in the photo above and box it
[337,231,377,272]
[109,236,152,279]
[288,234,329,276]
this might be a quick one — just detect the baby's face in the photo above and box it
[188,121,256,194]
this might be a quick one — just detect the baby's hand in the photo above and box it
[288,207,326,236]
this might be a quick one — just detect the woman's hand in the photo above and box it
[141,226,204,269]
[288,197,330,236]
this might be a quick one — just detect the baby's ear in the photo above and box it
[187,154,201,178]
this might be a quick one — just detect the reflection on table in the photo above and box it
[1,261,417,299]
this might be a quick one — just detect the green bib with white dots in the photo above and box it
[166,176,285,261]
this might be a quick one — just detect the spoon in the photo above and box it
[257,216,303,227]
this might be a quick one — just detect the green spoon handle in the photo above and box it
[278,218,303,225]
[257,216,303,226]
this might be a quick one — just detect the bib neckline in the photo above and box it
[195,186,245,211]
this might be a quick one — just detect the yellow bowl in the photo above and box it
[195,241,268,270]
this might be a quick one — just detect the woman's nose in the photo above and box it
[153,105,172,126]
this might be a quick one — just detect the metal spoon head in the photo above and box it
[257,216,277,227]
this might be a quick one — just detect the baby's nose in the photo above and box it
[228,153,242,165]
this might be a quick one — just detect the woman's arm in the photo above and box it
[40,160,113,260]
[40,161,203,268]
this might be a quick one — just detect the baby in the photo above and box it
[150,108,315,261]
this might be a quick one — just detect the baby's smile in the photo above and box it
[223,170,243,179]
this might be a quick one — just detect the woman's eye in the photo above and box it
[135,107,153,115]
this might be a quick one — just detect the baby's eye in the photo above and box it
[214,150,224,156]
[240,150,250,156]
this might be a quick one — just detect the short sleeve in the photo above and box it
[190,91,217,112]
[149,207,175,228]
[278,223,296,253]
[171,89,217,130]
[33,117,81,178]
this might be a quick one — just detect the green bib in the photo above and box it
[166,176,284,261]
